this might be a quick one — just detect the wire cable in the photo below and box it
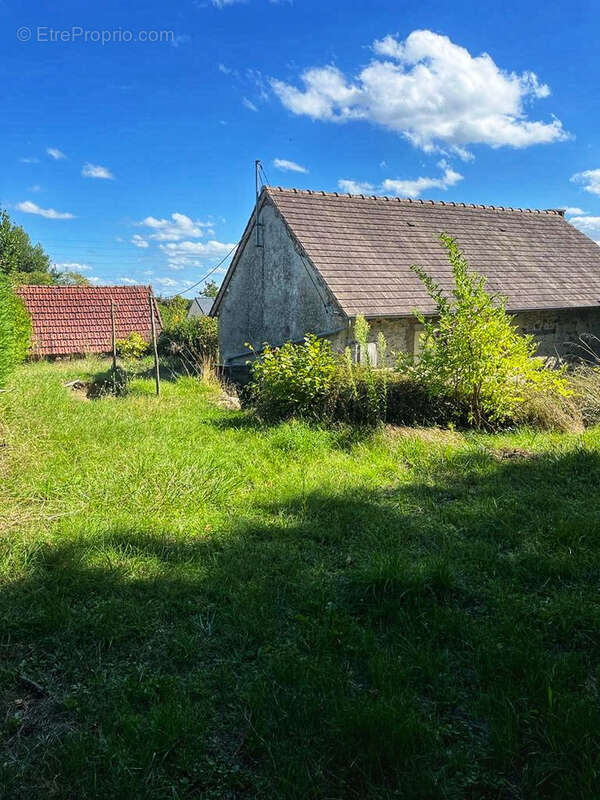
[258,162,272,188]
[177,241,239,296]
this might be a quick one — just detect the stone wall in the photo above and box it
[323,308,600,364]
[324,317,415,366]
[512,307,600,358]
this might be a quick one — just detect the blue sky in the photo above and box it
[2,0,599,295]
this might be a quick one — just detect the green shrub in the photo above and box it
[247,330,444,427]
[248,334,336,421]
[0,276,31,387]
[159,316,218,369]
[399,234,571,428]
[115,331,148,360]
[156,294,190,328]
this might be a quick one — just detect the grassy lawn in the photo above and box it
[2,359,600,798]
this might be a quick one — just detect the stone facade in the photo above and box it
[323,309,600,366]
[512,308,600,358]
[217,197,600,365]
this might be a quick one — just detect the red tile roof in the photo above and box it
[16,285,162,357]
[260,187,600,317]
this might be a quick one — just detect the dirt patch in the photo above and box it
[64,379,91,400]
[217,393,241,411]
[384,424,465,446]
[491,446,538,461]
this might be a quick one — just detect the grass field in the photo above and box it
[2,359,600,799]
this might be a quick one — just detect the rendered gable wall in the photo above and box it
[217,200,346,364]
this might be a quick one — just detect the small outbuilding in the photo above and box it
[212,186,600,365]
[17,284,161,357]
[187,297,214,318]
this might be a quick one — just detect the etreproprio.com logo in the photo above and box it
[16,26,176,44]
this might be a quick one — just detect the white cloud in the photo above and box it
[136,213,213,241]
[568,215,600,237]
[47,147,66,160]
[274,158,308,173]
[19,156,39,164]
[154,277,179,286]
[119,277,137,284]
[82,163,115,180]
[170,34,190,48]
[218,63,238,76]
[338,160,463,198]
[29,185,42,193]
[53,262,92,272]
[131,234,149,248]
[17,201,74,219]
[243,97,258,112]
[89,276,102,284]
[271,30,567,156]
[381,161,463,197]
[564,207,586,216]
[338,179,376,194]
[159,239,236,269]
[571,169,600,196]
[211,0,244,6]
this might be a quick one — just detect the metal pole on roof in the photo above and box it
[149,293,160,397]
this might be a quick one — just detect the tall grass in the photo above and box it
[1,360,600,798]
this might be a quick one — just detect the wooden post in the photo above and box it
[110,299,117,391]
[149,294,160,396]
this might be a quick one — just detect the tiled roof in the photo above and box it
[16,285,161,357]
[191,297,214,315]
[265,186,600,317]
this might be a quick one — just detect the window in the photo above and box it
[352,342,378,366]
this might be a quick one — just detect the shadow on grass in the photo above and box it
[2,448,600,799]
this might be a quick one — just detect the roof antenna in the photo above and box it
[255,159,263,248]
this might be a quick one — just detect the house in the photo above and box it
[212,187,600,366]
[187,296,214,318]
[17,285,161,357]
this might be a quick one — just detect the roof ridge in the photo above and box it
[264,185,565,216]
[17,284,151,291]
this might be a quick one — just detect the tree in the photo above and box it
[400,234,569,427]
[200,279,219,298]
[156,294,191,328]
[0,209,88,286]
[0,273,31,387]
[52,269,91,286]
[0,210,50,278]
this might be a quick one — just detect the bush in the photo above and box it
[116,331,148,360]
[158,316,218,370]
[156,294,190,328]
[248,334,336,421]
[247,327,446,427]
[0,275,31,387]
[399,234,571,428]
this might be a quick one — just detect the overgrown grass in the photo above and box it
[1,359,600,798]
